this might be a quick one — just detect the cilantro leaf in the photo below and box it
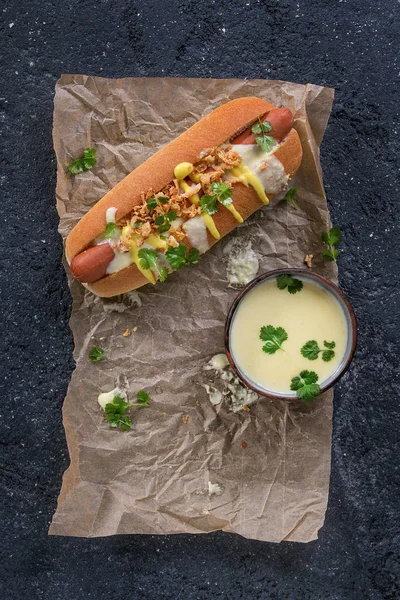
[119,417,132,432]
[165,243,200,270]
[251,118,272,135]
[82,148,97,170]
[282,187,299,210]
[200,182,233,215]
[158,196,170,204]
[255,135,275,153]
[323,248,340,262]
[321,226,342,263]
[276,274,303,294]
[200,195,218,215]
[133,221,143,228]
[104,222,116,238]
[68,159,85,175]
[322,349,335,362]
[290,370,320,402]
[300,340,320,360]
[105,396,132,431]
[159,267,169,282]
[324,341,336,349]
[211,182,233,206]
[146,197,158,210]
[103,391,150,431]
[165,210,177,222]
[138,248,158,271]
[135,390,151,407]
[301,339,336,362]
[186,248,201,265]
[156,210,177,234]
[89,347,105,363]
[68,148,97,174]
[260,325,288,354]
[157,222,171,234]
[138,248,168,282]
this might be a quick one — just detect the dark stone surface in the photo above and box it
[1,0,399,598]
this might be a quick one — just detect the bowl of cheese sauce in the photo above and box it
[225,269,357,401]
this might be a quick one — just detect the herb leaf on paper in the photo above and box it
[68,148,97,174]
[89,347,105,363]
[321,226,342,262]
[282,187,299,210]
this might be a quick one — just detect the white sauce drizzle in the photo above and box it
[106,207,117,224]
[232,144,289,195]
[183,215,209,253]
[106,251,132,275]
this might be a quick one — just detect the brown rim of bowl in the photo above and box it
[224,268,358,402]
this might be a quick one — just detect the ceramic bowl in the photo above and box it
[224,268,357,401]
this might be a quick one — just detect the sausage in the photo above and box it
[232,108,294,145]
[70,243,115,283]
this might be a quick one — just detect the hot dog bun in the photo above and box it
[66,97,274,262]
[66,97,302,297]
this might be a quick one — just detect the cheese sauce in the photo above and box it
[229,276,348,394]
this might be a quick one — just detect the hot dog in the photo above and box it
[67,97,302,297]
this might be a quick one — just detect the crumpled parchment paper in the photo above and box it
[50,75,335,542]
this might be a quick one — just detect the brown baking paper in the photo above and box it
[50,76,335,542]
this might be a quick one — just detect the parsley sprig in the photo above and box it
[260,325,288,354]
[301,340,336,362]
[321,226,342,262]
[104,390,151,432]
[138,248,169,282]
[200,182,233,215]
[276,274,303,294]
[68,148,97,174]
[282,187,299,210]
[290,371,321,402]
[89,347,105,363]
[251,117,274,152]
[165,242,200,270]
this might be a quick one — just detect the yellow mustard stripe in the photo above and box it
[226,203,244,223]
[230,165,269,205]
[130,239,156,284]
[179,180,199,204]
[202,214,220,240]
[146,234,168,250]
[179,179,221,240]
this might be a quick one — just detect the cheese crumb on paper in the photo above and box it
[208,482,222,496]
[97,387,127,410]
[203,354,258,412]
[223,239,259,287]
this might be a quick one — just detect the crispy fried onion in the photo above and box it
[115,145,242,251]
